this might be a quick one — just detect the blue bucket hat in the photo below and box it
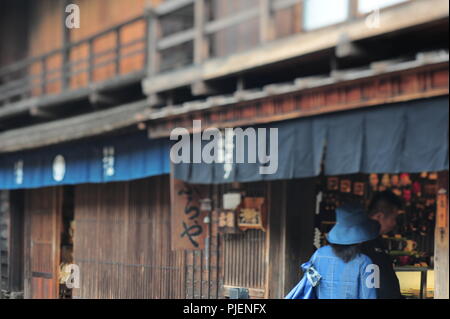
[327,202,380,245]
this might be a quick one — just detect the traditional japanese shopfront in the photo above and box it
[0,96,448,299]
[0,132,174,299]
[170,95,449,299]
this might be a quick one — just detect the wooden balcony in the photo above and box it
[0,0,447,124]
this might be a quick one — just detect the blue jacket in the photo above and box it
[311,245,377,299]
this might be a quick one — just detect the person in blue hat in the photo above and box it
[306,202,380,299]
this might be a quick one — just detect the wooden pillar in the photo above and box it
[115,27,121,75]
[194,0,208,65]
[267,178,316,298]
[62,0,71,90]
[434,171,449,299]
[349,0,359,20]
[146,9,161,77]
[40,57,47,95]
[294,0,305,34]
[259,0,274,43]
[88,39,94,83]
[284,177,316,296]
[266,180,286,298]
[0,190,8,298]
[8,190,25,297]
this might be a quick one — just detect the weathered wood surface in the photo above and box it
[73,176,222,299]
[434,171,449,299]
[142,0,449,94]
[0,58,447,153]
[171,177,209,250]
[24,187,62,299]
[147,60,449,138]
[217,182,269,299]
[0,99,151,153]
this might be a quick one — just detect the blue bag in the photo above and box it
[285,261,321,299]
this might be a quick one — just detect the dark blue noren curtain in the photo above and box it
[173,96,449,184]
[0,132,171,190]
[1,97,447,188]
[173,117,326,184]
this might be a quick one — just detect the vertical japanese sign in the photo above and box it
[437,189,448,229]
[171,175,209,250]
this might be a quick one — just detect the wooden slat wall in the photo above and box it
[216,182,268,298]
[73,175,222,299]
[183,183,222,299]
[72,176,224,299]
[223,230,267,290]
[25,0,165,94]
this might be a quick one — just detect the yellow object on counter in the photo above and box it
[396,270,435,298]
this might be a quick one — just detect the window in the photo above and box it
[358,0,408,13]
[303,0,350,31]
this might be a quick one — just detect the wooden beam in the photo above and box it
[153,0,194,16]
[204,7,259,35]
[0,99,151,153]
[0,70,145,122]
[272,0,301,11]
[335,33,365,59]
[29,106,56,119]
[141,0,448,94]
[142,65,201,95]
[191,80,217,96]
[88,92,118,107]
[147,62,449,138]
[202,0,448,80]
[157,29,195,51]
[147,93,164,106]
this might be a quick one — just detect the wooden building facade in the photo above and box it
[0,0,448,299]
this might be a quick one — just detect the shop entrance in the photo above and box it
[25,187,62,299]
[314,172,443,298]
[24,186,74,299]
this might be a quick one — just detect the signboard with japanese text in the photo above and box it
[437,189,448,229]
[170,175,209,251]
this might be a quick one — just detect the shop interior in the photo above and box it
[314,172,439,299]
